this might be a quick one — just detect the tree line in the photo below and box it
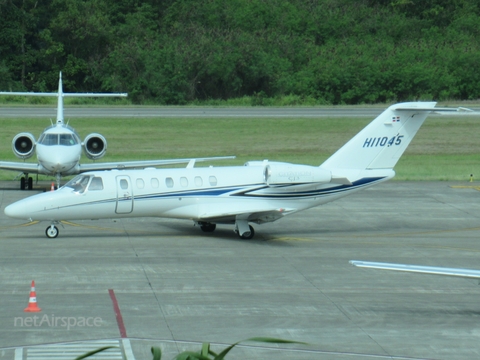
[1,0,480,104]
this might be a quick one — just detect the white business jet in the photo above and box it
[4,102,471,239]
[0,72,232,189]
[350,261,480,280]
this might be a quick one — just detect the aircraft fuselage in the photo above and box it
[5,165,393,224]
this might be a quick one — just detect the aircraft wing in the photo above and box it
[197,205,297,224]
[350,260,480,279]
[78,156,236,172]
[0,161,40,174]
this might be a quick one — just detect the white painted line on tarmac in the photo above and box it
[14,347,23,360]
[122,339,136,360]
[25,340,122,360]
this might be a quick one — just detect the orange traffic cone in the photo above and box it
[24,280,41,312]
[51,182,55,191]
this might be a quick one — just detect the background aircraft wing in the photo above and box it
[350,260,480,279]
[0,161,40,174]
[78,156,236,172]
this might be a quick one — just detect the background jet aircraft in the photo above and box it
[350,261,480,280]
[0,73,233,189]
[5,102,473,239]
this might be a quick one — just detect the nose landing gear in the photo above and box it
[45,224,59,238]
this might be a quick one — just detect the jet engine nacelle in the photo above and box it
[12,133,36,159]
[263,163,332,185]
[83,133,107,160]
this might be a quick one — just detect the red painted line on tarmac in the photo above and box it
[108,289,127,338]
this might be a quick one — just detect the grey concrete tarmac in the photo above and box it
[0,181,479,359]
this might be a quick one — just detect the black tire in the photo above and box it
[28,177,33,190]
[240,225,255,239]
[200,223,216,232]
[20,177,26,190]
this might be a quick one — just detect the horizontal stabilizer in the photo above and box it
[350,260,480,279]
[393,106,472,112]
[0,92,128,97]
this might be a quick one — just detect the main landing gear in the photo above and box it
[234,220,255,240]
[20,174,33,190]
[198,220,255,239]
[200,222,216,232]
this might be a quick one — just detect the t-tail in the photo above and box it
[320,102,467,184]
[0,72,127,125]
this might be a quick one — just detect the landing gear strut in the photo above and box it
[235,220,255,239]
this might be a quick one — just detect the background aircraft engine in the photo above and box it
[12,133,36,159]
[264,163,332,185]
[83,133,107,160]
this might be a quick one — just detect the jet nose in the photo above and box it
[4,201,27,219]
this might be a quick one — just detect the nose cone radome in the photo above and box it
[4,200,30,219]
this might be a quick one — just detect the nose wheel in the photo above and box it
[45,225,59,238]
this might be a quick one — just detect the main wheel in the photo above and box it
[20,177,26,190]
[45,225,59,238]
[200,223,216,232]
[240,225,255,240]
[28,177,33,190]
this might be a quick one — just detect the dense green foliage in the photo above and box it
[1,0,480,104]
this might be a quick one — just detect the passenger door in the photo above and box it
[116,175,133,214]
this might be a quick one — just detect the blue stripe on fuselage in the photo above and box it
[133,177,385,201]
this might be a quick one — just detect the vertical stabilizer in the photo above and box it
[56,72,64,124]
[320,102,436,171]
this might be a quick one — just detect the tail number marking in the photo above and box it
[363,135,403,148]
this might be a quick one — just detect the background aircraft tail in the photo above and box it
[0,72,127,125]
[320,102,437,171]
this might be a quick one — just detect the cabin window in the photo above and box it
[209,176,217,186]
[151,178,159,188]
[120,179,128,190]
[180,177,188,187]
[165,177,174,188]
[194,176,203,187]
[136,178,145,189]
[88,177,103,191]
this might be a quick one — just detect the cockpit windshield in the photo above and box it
[64,175,103,194]
[64,175,91,194]
[38,133,78,146]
